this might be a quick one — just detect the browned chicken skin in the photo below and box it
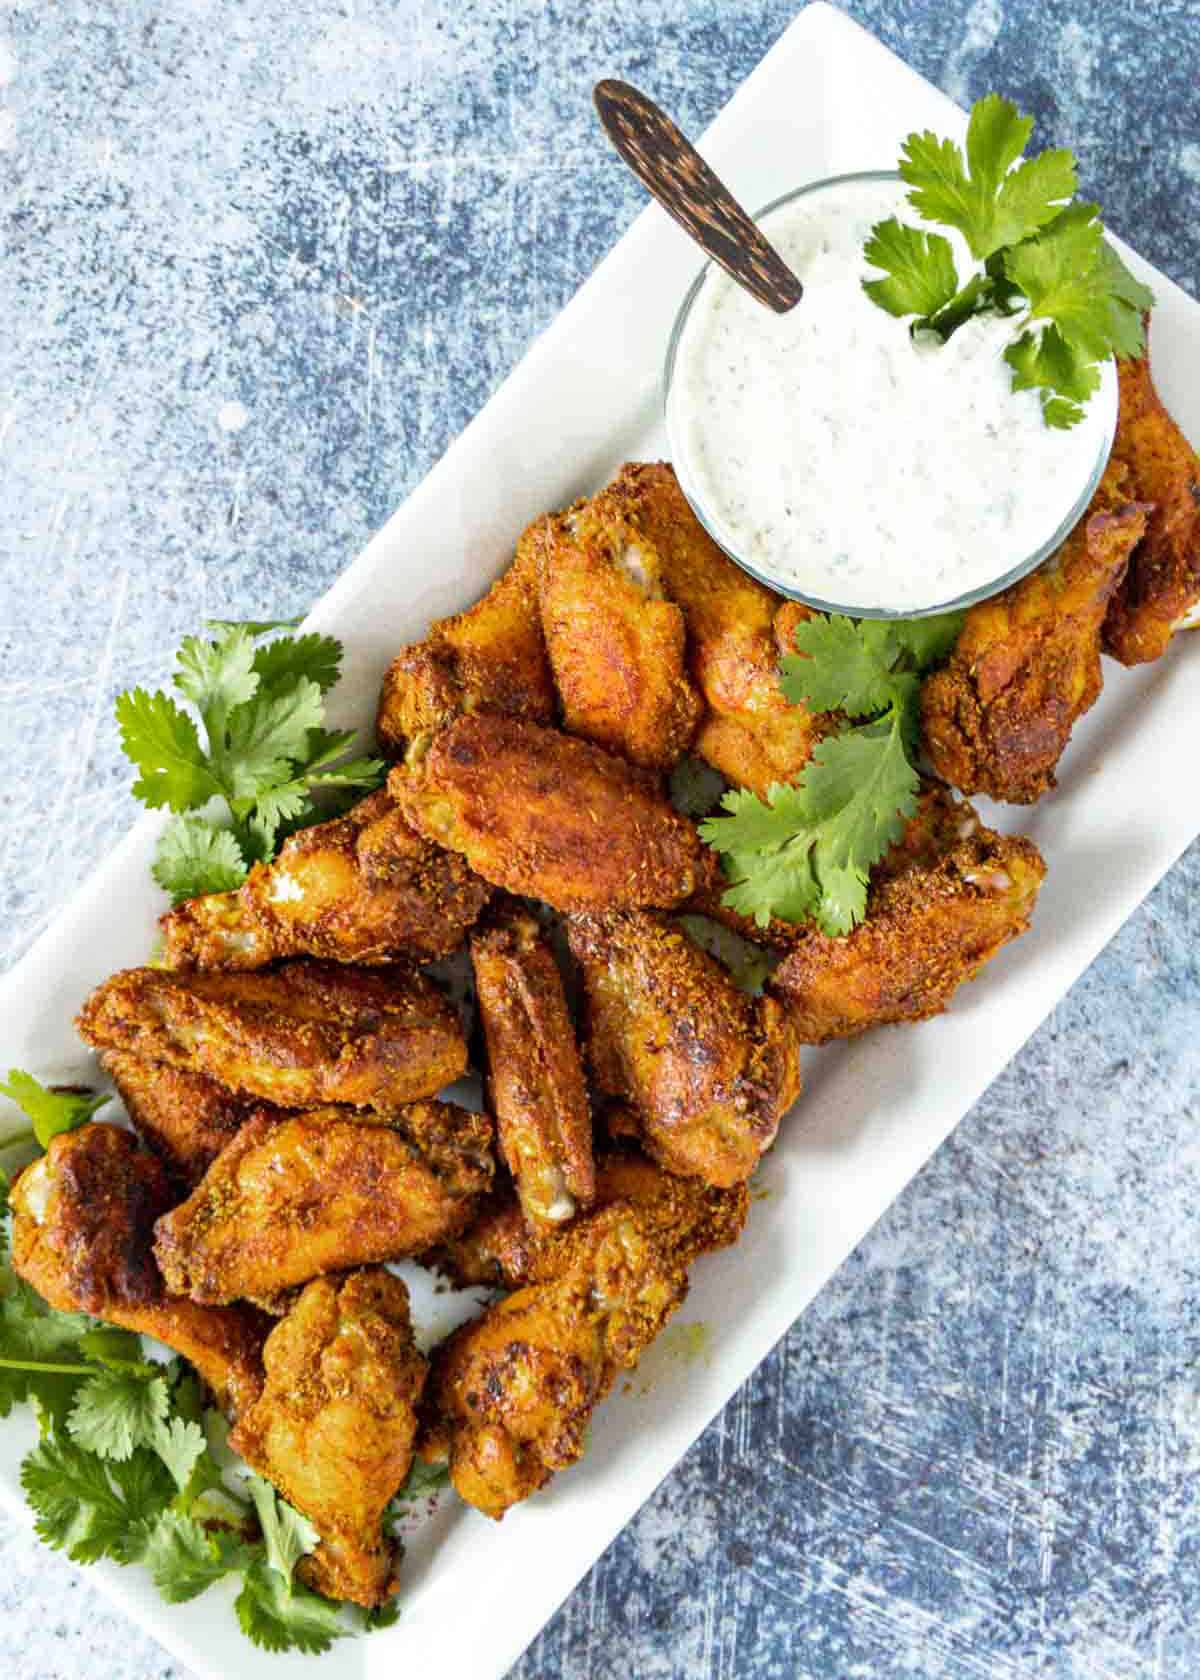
[390,715,707,912]
[153,1102,494,1306]
[160,791,491,970]
[376,546,556,758]
[569,911,802,1186]
[77,960,467,1110]
[921,463,1149,803]
[422,1201,690,1519]
[229,1269,426,1608]
[9,1124,265,1418]
[769,787,1046,1042]
[600,463,824,795]
[471,902,594,1227]
[1103,346,1200,665]
[527,490,702,769]
[103,1051,261,1189]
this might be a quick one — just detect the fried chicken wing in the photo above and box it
[153,1102,493,1306]
[390,715,706,912]
[568,911,801,1185]
[376,547,556,758]
[599,462,823,794]
[768,787,1046,1042]
[471,902,594,1227]
[229,1269,426,1608]
[527,491,701,769]
[1103,346,1200,665]
[160,791,490,970]
[102,1051,262,1188]
[422,1202,689,1518]
[10,1124,264,1417]
[77,960,467,1110]
[921,463,1148,802]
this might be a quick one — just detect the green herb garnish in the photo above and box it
[862,93,1154,426]
[0,1070,110,1152]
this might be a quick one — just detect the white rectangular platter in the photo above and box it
[2,5,1198,1677]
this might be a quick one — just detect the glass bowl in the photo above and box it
[663,170,1119,621]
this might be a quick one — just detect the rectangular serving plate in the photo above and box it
[2,6,1199,1677]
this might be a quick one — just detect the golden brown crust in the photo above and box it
[376,547,556,757]
[471,902,594,1227]
[921,463,1149,803]
[152,1102,494,1304]
[9,1124,265,1418]
[77,960,468,1110]
[229,1269,426,1608]
[102,1051,261,1189]
[768,787,1046,1042]
[160,791,491,970]
[1103,348,1200,665]
[529,495,702,769]
[390,715,707,912]
[568,911,802,1186]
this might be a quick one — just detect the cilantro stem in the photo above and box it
[0,1126,35,1151]
[0,1356,95,1375]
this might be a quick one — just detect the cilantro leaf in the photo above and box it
[152,818,249,904]
[0,1280,93,1421]
[245,1472,320,1581]
[115,689,222,812]
[76,1327,154,1373]
[236,1560,346,1655]
[153,1413,210,1493]
[205,616,304,637]
[1004,322,1101,427]
[252,632,343,697]
[67,1370,169,1461]
[143,1511,239,1603]
[862,219,960,318]
[780,616,900,715]
[223,679,326,801]
[0,1071,110,1149]
[887,611,966,669]
[174,628,259,731]
[22,1436,176,1564]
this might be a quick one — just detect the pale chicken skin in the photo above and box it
[10,1124,265,1418]
[229,1269,427,1608]
[568,910,802,1186]
[422,1202,690,1519]
[471,902,594,1227]
[390,715,707,912]
[102,1050,261,1189]
[527,489,701,769]
[160,790,491,970]
[768,787,1046,1042]
[77,960,467,1110]
[153,1102,494,1306]
[376,545,556,758]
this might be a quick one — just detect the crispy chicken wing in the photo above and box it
[229,1269,426,1608]
[153,1102,493,1306]
[422,1202,689,1518]
[568,911,802,1185]
[471,902,594,1227]
[376,547,556,758]
[526,490,701,769]
[1103,347,1200,665]
[921,463,1148,802]
[102,1051,261,1189]
[390,715,706,912]
[77,960,467,1110]
[160,791,490,970]
[768,787,1046,1042]
[600,463,823,795]
[10,1124,264,1417]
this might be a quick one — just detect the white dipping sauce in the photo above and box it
[666,175,1116,615]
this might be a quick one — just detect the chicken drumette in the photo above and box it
[102,1051,261,1189]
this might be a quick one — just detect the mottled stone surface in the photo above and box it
[1,1,1199,1676]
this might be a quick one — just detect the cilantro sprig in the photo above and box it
[862,93,1154,426]
[115,619,385,904]
[0,1070,111,1152]
[700,612,962,934]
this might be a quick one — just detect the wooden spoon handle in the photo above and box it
[594,78,803,314]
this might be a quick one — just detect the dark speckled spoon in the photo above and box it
[593,77,803,314]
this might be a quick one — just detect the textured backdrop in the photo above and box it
[2,2,1199,1676]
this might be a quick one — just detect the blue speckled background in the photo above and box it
[2,3,1199,1676]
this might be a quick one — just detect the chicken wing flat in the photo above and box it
[153,1102,493,1305]
[10,1124,264,1418]
[471,902,594,1227]
[77,960,467,1110]
[526,490,701,769]
[376,546,556,758]
[599,462,823,795]
[1103,347,1200,665]
[102,1051,262,1189]
[422,1201,689,1519]
[229,1269,426,1608]
[390,715,706,912]
[768,787,1046,1042]
[160,791,490,970]
[921,462,1148,803]
[431,1144,748,1290]
[568,910,802,1186]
